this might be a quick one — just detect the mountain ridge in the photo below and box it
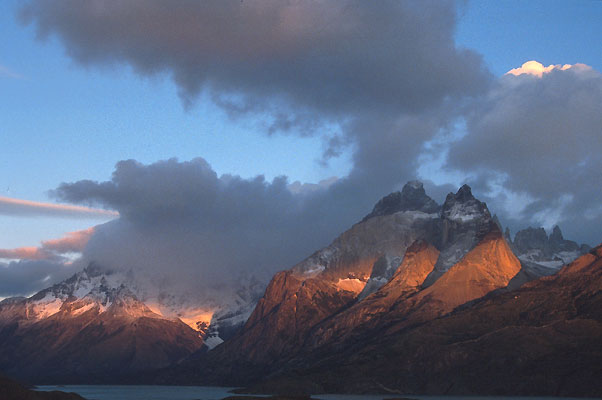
[0,181,597,395]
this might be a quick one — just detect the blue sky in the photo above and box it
[1,0,601,251]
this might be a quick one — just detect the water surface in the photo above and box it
[37,385,237,400]
[36,385,601,400]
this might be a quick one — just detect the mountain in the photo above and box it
[2,181,596,394]
[159,182,599,398]
[0,265,204,383]
[165,182,531,386]
[251,245,602,397]
[509,225,590,270]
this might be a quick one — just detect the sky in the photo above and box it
[1,0,601,300]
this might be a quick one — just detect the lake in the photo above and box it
[36,386,602,400]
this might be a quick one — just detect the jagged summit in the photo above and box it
[510,225,589,270]
[441,184,491,223]
[362,180,440,221]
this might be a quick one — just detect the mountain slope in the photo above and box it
[254,246,602,397]
[169,183,530,386]
[0,266,204,383]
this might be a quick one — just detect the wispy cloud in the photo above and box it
[0,247,50,260]
[41,227,95,253]
[0,196,119,219]
[0,227,95,261]
[0,64,24,79]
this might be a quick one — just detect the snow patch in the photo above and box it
[31,294,62,319]
[444,202,481,222]
[396,210,438,220]
[204,335,224,349]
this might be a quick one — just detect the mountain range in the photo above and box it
[1,181,599,396]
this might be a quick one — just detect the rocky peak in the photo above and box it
[513,225,585,266]
[441,184,491,223]
[455,184,474,202]
[362,180,440,221]
[549,225,564,245]
[513,227,549,254]
[424,185,497,283]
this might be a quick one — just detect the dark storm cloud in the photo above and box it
[51,158,375,302]
[20,0,489,119]
[19,0,493,212]
[446,64,602,245]
[0,259,81,298]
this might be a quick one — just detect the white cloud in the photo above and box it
[505,60,589,78]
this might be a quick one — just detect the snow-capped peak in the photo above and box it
[441,184,491,223]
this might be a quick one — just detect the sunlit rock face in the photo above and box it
[308,231,520,350]
[412,230,521,316]
[308,239,440,348]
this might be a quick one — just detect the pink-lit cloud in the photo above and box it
[41,227,95,253]
[0,227,95,261]
[0,196,118,219]
[0,247,51,260]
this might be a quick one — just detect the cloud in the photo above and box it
[0,195,119,219]
[19,0,490,124]
[0,259,82,298]
[18,0,492,224]
[0,227,95,262]
[52,158,376,306]
[0,227,96,297]
[445,61,602,244]
[41,227,95,253]
[0,247,50,261]
[505,60,583,78]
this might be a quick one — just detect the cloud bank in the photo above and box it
[446,62,602,244]
[51,158,374,305]
[20,0,488,116]
[0,259,81,298]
